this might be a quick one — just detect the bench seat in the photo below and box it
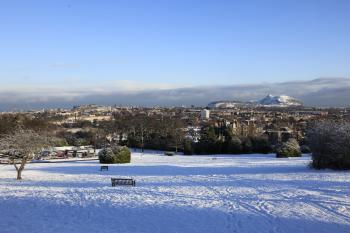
[111,178,136,187]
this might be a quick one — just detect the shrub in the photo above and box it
[251,136,271,154]
[276,138,301,158]
[114,146,131,163]
[242,138,253,153]
[183,139,193,155]
[308,121,350,170]
[51,137,68,147]
[164,151,175,156]
[99,146,131,164]
[227,136,242,154]
[98,148,114,163]
[300,145,311,154]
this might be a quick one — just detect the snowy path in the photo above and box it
[0,153,349,233]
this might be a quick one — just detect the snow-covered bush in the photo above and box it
[308,121,350,170]
[276,138,301,158]
[98,149,114,163]
[98,146,131,164]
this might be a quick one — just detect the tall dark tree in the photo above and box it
[308,120,350,169]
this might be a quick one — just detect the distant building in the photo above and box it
[265,127,294,145]
[201,109,210,120]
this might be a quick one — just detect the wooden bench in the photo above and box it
[111,178,136,187]
[100,165,108,171]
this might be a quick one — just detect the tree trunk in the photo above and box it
[141,131,144,153]
[13,157,27,180]
[17,169,23,180]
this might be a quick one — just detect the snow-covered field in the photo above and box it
[0,152,349,233]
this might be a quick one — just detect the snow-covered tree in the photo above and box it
[276,138,301,158]
[99,145,131,164]
[0,129,51,180]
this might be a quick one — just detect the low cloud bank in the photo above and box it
[1,78,350,110]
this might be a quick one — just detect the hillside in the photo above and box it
[0,152,349,233]
[208,94,303,108]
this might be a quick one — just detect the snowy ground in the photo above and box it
[0,152,349,233]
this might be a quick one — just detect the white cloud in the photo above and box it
[0,78,350,110]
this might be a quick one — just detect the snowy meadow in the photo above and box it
[0,152,349,233]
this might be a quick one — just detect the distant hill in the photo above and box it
[256,94,303,107]
[208,95,303,108]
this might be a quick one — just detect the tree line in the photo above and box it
[0,113,349,182]
[183,126,271,155]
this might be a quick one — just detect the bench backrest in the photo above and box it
[111,178,135,186]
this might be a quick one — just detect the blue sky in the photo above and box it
[0,0,350,108]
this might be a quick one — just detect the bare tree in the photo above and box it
[0,129,51,180]
[170,119,185,153]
